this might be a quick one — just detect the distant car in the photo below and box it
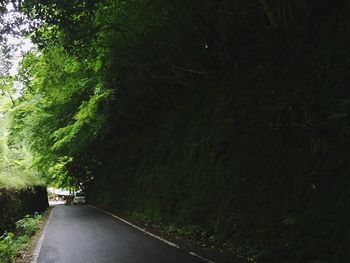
[73,192,86,205]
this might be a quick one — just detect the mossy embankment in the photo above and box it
[0,186,48,235]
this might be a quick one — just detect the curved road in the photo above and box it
[37,205,206,263]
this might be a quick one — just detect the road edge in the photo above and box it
[89,205,215,263]
[30,207,54,263]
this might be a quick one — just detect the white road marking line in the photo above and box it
[89,205,216,263]
[89,205,179,248]
[31,208,54,263]
[189,251,215,263]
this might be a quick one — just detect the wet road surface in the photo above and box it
[37,205,205,263]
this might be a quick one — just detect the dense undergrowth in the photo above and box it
[0,213,43,263]
[0,0,349,262]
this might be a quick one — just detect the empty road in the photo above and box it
[37,205,206,263]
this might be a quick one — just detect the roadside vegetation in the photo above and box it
[0,97,44,188]
[0,0,349,261]
[0,213,43,263]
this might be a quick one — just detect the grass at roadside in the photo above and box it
[0,212,44,263]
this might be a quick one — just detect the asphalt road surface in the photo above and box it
[37,205,206,263]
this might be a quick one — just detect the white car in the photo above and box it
[73,192,86,205]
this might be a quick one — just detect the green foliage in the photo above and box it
[0,97,44,188]
[7,43,112,187]
[0,232,15,263]
[2,0,350,261]
[51,89,111,153]
[16,213,42,237]
[0,213,43,263]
